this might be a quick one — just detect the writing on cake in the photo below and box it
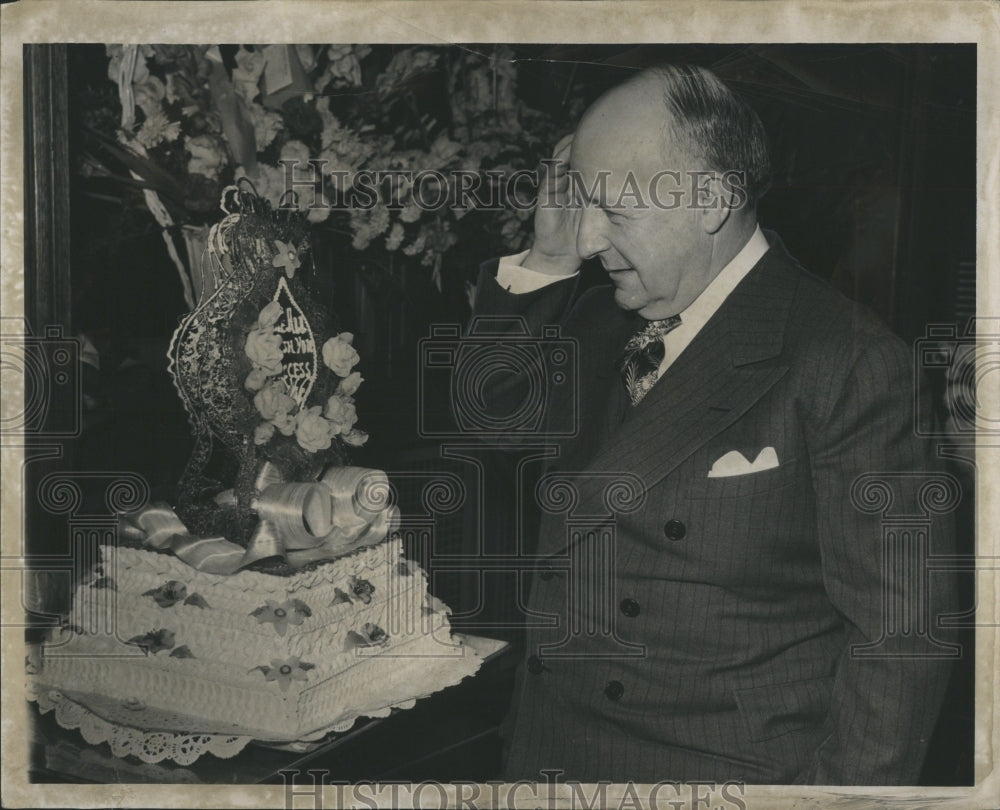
[272,276,317,409]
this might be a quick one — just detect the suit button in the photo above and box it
[526,656,544,675]
[620,598,640,617]
[663,519,686,541]
[604,680,624,701]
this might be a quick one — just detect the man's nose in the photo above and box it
[576,205,610,259]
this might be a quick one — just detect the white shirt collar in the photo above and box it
[678,225,769,330]
[658,225,769,372]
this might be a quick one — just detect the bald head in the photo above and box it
[573,74,690,187]
[575,65,772,209]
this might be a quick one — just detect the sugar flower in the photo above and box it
[251,599,311,637]
[321,333,360,377]
[342,428,369,448]
[126,628,176,654]
[345,622,389,650]
[254,382,296,422]
[142,580,188,608]
[324,394,358,436]
[257,656,313,692]
[272,240,301,279]
[256,301,283,329]
[245,327,283,376]
[254,421,276,445]
[272,410,296,436]
[295,405,333,453]
[336,371,364,397]
[245,368,268,392]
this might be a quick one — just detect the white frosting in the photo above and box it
[37,537,482,741]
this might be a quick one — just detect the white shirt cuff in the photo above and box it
[495,250,579,294]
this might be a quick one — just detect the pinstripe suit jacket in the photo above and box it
[473,235,956,784]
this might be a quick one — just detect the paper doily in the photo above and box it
[28,681,421,764]
[29,683,252,766]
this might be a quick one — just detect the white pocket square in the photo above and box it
[707,446,779,478]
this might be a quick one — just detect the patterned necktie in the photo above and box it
[618,315,682,405]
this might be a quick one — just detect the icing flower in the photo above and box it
[251,599,311,636]
[254,421,276,445]
[254,656,314,692]
[336,371,364,397]
[272,410,296,437]
[324,394,358,436]
[342,428,369,448]
[272,240,301,279]
[245,326,283,376]
[345,622,389,651]
[295,406,333,453]
[244,368,268,392]
[350,577,375,604]
[321,333,360,377]
[256,300,283,329]
[254,382,296,422]
[127,628,176,654]
[142,580,188,608]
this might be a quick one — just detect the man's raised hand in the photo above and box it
[523,134,583,276]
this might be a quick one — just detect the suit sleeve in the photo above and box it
[456,258,581,436]
[471,257,579,332]
[799,329,958,785]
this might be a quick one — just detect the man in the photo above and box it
[471,65,956,784]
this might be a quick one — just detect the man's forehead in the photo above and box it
[570,130,685,205]
[571,88,685,185]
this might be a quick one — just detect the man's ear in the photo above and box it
[697,173,736,235]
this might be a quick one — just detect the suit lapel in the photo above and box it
[557,296,639,470]
[556,248,801,526]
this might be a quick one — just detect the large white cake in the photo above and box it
[34,534,480,742]
[29,186,483,757]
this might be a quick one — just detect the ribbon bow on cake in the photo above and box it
[118,464,399,575]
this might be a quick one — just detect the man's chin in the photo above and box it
[612,286,646,312]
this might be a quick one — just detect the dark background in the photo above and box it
[23,43,976,784]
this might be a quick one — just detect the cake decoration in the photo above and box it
[28,183,484,765]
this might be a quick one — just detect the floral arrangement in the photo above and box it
[164,182,375,551]
[243,297,368,454]
[88,44,582,308]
